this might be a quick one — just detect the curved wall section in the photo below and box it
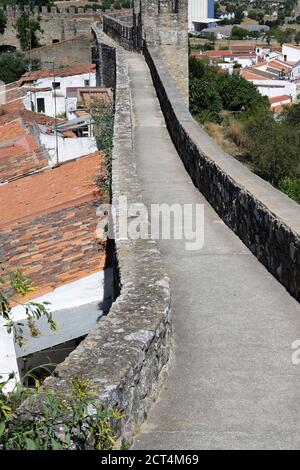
[144,44,300,302]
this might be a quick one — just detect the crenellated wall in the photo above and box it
[0,4,101,48]
[139,0,189,102]
[103,0,189,103]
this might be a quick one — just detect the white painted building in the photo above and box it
[21,65,97,118]
[290,62,300,81]
[223,55,257,68]
[250,79,297,100]
[39,131,98,166]
[1,269,113,392]
[282,44,300,63]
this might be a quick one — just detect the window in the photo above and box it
[52,82,61,89]
[84,79,90,87]
[52,39,59,43]
[171,0,179,13]
[284,55,287,62]
[37,98,45,113]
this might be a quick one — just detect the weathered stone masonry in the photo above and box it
[0,4,100,48]
[18,30,172,446]
[103,0,189,103]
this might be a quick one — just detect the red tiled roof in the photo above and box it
[0,119,25,143]
[271,104,292,113]
[269,94,292,104]
[0,112,49,181]
[0,151,107,299]
[0,152,101,227]
[267,59,292,74]
[231,44,254,52]
[283,43,300,51]
[19,64,96,84]
[242,68,276,80]
[206,50,256,59]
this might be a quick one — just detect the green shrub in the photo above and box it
[0,375,122,450]
[278,178,300,204]
[189,77,222,123]
[243,113,300,184]
[91,100,114,196]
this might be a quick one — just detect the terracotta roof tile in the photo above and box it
[0,110,51,181]
[269,94,292,104]
[0,151,107,299]
[242,67,276,80]
[283,43,300,50]
[19,64,96,84]
[0,152,102,227]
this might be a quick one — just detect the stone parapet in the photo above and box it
[17,33,172,447]
[144,44,300,302]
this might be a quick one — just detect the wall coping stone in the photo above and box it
[16,30,172,447]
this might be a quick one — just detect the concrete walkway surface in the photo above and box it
[126,53,300,450]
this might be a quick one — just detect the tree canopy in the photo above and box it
[15,13,42,51]
[0,51,40,83]
[0,9,6,35]
[189,57,268,123]
[189,56,300,201]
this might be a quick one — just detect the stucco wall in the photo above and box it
[22,72,96,117]
[24,36,93,68]
[39,134,97,165]
[144,44,300,302]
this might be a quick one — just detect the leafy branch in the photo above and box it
[0,266,56,347]
[91,100,114,197]
[0,374,123,450]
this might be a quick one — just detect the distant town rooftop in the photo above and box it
[19,63,96,84]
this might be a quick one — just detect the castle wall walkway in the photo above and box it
[128,52,300,450]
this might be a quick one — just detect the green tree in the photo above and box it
[102,0,113,10]
[0,9,7,35]
[278,178,300,203]
[230,26,248,40]
[189,77,222,123]
[215,73,269,112]
[244,111,300,184]
[15,13,42,51]
[274,27,295,46]
[283,102,300,125]
[0,266,56,347]
[274,28,285,46]
[0,52,26,83]
[295,31,300,45]
[189,56,206,80]
[0,52,40,84]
